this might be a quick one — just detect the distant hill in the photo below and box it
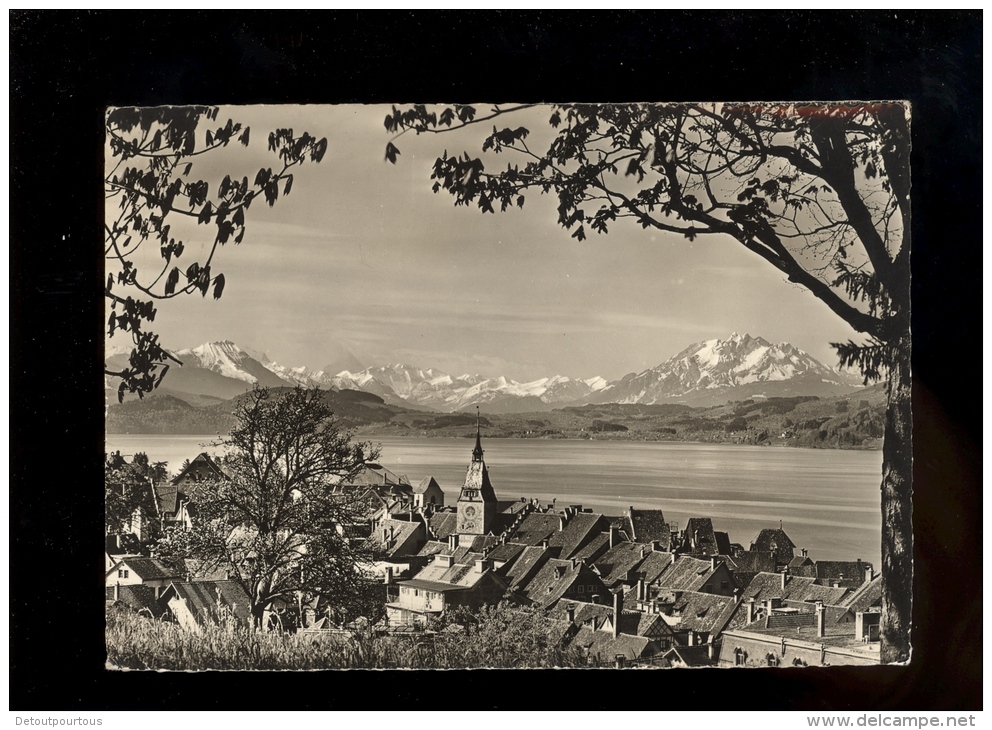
[107,383,887,451]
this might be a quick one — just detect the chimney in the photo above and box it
[609,525,619,548]
[448,534,458,551]
[781,569,788,590]
[637,578,646,602]
[554,565,566,579]
[747,597,756,624]
[591,594,601,606]
[801,547,808,559]
[733,587,741,605]
[541,538,550,550]
[383,566,393,584]
[566,605,576,624]
[711,556,718,571]
[612,591,623,638]
[707,635,716,662]
[816,601,826,638]
[113,583,119,601]
[475,559,488,574]
[865,564,875,583]
[687,630,695,647]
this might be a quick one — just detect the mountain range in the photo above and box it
[105,333,864,412]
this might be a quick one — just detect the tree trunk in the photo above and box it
[251,602,266,630]
[880,346,913,663]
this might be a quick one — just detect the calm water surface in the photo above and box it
[105,434,882,566]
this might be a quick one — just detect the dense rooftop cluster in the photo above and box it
[106,439,881,668]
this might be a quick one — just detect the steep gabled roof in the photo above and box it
[414,476,442,495]
[428,511,458,540]
[505,546,552,589]
[509,513,562,546]
[593,542,652,587]
[108,556,179,582]
[627,508,670,546]
[740,571,849,606]
[815,560,873,588]
[663,644,716,667]
[727,550,777,575]
[631,551,674,585]
[750,528,797,565]
[171,452,226,485]
[655,556,723,593]
[165,580,252,626]
[682,517,719,556]
[152,482,180,515]
[105,584,168,619]
[549,513,609,560]
[839,574,883,613]
[521,559,601,609]
[486,542,527,567]
[571,627,655,662]
[660,590,736,634]
[571,532,612,564]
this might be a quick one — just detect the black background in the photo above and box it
[10,10,982,710]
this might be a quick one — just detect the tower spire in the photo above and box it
[472,406,484,462]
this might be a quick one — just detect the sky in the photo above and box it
[109,104,865,382]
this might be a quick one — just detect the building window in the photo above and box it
[414,589,419,597]
[735,647,747,666]
[118,569,129,579]
[577,585,584,593]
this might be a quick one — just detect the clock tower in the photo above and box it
[457,410,498,536]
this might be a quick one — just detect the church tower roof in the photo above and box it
[472,407,484,462]
[461,407,497,503]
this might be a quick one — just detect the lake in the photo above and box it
[104,434,883,566]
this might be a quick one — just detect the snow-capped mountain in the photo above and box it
[112,333,861,410]
[323,365,608,413]
[591,332,863,407]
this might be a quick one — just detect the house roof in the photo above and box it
[108,556,179,582]
[739,571,849,606]
[549,513,609,560]
[663,644,716,667]
[509,513,562,546]
[521,559,597,609]
[171,453,226,485]
[788,555,814,568]
[152,482,180,516]
[165,580,252,625]
[466,534,500,553]
[399,578,470,592]
[627,508,669,546]
[410,555,492,589]
[505,546,552,589]
[815,560,872,587]
[571,627,655,661]
[415,476,442,494]
[750,528,797,565]
[593,542,653,587]
[727,550,777,575]
[631,551,674,585]
[714,531,732,556]
[655,555,723,593]
[428,511,458,540]
[571,532,612,564]
[659,590,736,634]
[379,520,423,558]
[105,584,168,619]
[486,542,527,566]
[682,517,719,555]
[551,598,670,638]
[417,540,450,558]
[839,574,883,613]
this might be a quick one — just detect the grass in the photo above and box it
[105,605,584,670]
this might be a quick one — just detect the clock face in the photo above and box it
[462,520,476,532]
[464,505,477,517]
